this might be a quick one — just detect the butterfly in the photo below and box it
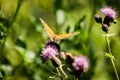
[40,18,79,41]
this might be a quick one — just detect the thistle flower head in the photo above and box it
[72,56,89,72]
[100,6,116,19]
[42,47,58,59]
[41,41,60,60]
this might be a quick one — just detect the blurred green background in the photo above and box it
[0,0,120,80]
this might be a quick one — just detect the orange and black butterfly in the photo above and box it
[40,18,79,41]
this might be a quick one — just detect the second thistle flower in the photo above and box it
[94,6,117,33]
[66,54,89,77]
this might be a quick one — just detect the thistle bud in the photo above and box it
[103,16,113,26]
[66,53,74,66]
[60,51,66,59]
[102,24,108,33]
[94,14,102,24]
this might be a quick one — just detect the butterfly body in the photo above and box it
[40,18,79,41]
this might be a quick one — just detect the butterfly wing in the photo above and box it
[55,32,79,41]
[40,18,56,41]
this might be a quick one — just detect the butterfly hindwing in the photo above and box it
[40,18,56,41]
[55,32,80,41]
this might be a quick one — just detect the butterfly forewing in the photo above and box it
[40,18,56,41]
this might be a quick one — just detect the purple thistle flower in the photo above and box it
[41,41,60,61]
[94,6,117,33]
[42,47,58,59]
[100,6,116,19]
[72,56,89,72]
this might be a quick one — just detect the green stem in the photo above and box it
[57,65,68,79]
[56,67,63,80]
[0,0,23,53]
[105,33,119,80]
[9,0,23,27]
[56,67,61,77]
[111,58,119,80]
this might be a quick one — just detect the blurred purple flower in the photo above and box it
[72,56,89,72]
[100,6,116,19]
[41,41,60,60]
[42,47,58,59]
